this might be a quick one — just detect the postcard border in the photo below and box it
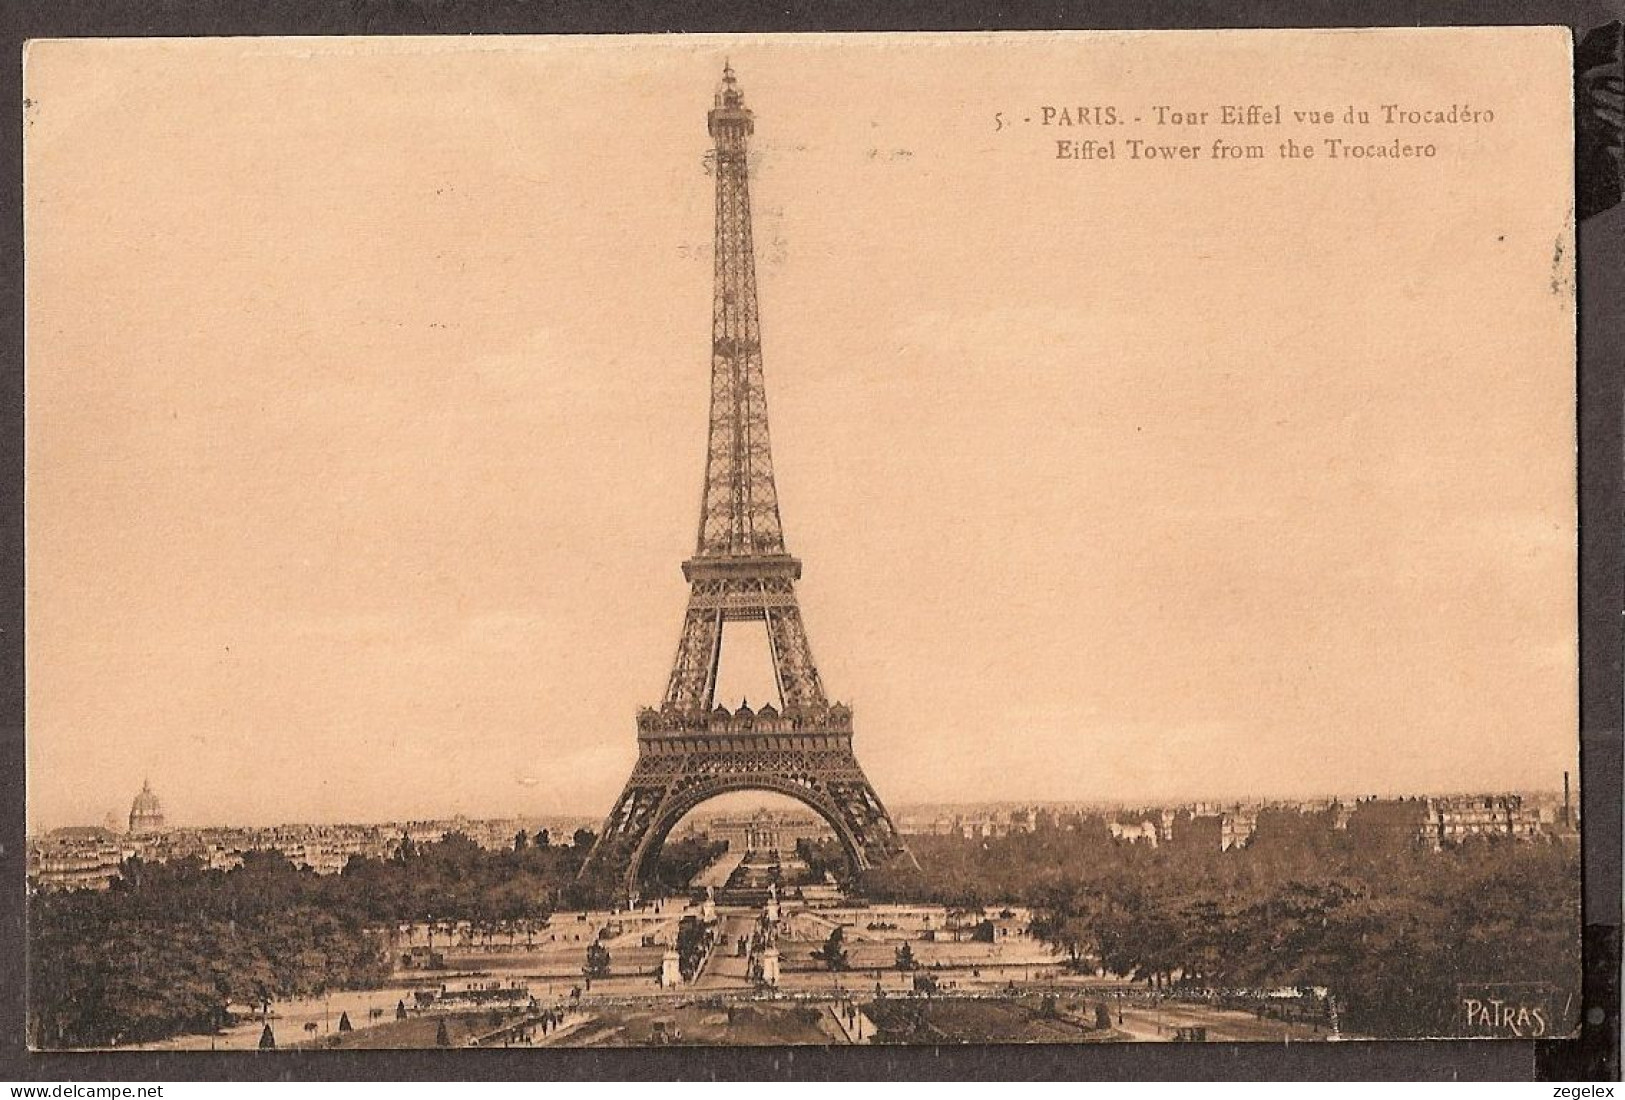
[2,0,1619,1083]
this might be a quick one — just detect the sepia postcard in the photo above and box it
[23,28,1582,1050]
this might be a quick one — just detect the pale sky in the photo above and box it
[25,31,1577,830]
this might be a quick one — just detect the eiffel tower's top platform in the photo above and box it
[708,61,753,137]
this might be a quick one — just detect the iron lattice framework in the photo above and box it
[585,67,915,896]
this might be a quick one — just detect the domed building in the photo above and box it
[128,779,165,835]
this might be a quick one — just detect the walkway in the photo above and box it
[692,912,758,989]
[690,849,746,889]
[826,1001,876,1044]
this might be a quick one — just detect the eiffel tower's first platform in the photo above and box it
[583,66,915,897]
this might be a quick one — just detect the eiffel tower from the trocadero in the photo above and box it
[583,65,916,898]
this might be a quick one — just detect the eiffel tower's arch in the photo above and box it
[627,776,866,898]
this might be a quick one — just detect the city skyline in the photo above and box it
[29,774,1581,836]
[26,34,1576,833]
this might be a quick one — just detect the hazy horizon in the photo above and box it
[35,778,1579,836]
[26,33,1577,834]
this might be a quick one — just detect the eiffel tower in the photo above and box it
[584,65,915,897]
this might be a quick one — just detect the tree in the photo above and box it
[435,1018,450,1047]
[572,828,596,851]
[338,1011,352,1033]
[584,941,612,980]
[945,905,983,943]
[675,916,711,981]
[894,943,918,971]
[514,830,528,851]
[1095,1002,1113,1030]
[258,1023,276,1050]
[396,999,408,1020]
[812,926,849,971]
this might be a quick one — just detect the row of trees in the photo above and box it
[639,837,730,898]
[857,816,1580,1039]
[30,851,394,1048]
[31,830,624,1048]
[793,837,847,885]
[31,825,737,1048]
[333,830,603,922]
